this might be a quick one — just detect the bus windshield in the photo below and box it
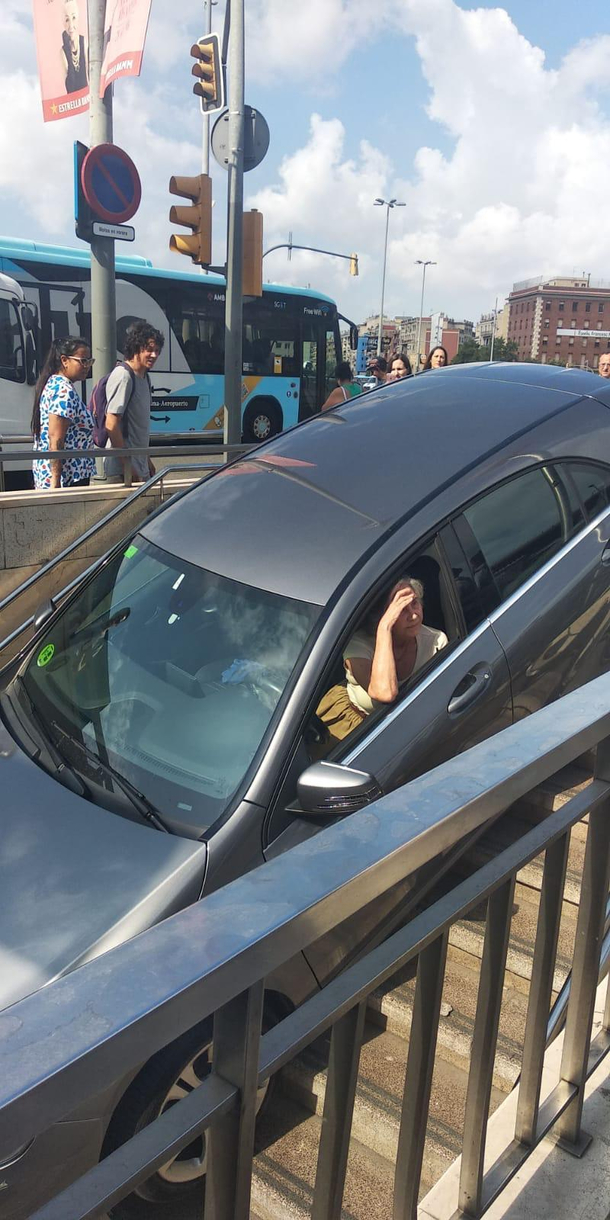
[21,537,318,835]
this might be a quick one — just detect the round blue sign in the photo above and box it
[81,143,141,225]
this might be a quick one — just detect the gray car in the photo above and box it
[2,361,610,1218]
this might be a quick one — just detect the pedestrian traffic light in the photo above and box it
[169,173,212,266]
[350,253,359,276]
[74,140,93,242]
[191,33,225,113]
[243,209,263,297]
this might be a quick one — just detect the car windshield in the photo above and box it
[21,537,318,833]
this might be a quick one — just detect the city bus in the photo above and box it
[0,237,355,479]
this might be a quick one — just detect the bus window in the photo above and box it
[168,288,224,375]
[324,328,338,400]
[301,332,319,418]
[0,299,24,383]
[243,317,298,377]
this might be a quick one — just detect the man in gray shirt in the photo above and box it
[104,320,164,482]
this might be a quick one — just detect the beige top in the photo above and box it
[343,624,449,714]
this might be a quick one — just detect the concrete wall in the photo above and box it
[0,472,203,658]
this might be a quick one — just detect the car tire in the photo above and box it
[104,1017,273,1219]
[242,398,283,443]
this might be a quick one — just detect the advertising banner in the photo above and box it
[100,0,153,96]
[32,0,90,122]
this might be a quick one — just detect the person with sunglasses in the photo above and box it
[32,336,96,489]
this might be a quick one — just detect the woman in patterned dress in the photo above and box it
[32,337,96,490]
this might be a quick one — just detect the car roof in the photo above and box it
[141,363,610,606]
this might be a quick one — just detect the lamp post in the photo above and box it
[374,198,405,356]
[415,259,436,371]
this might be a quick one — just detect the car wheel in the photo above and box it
[104,1017,272,1219]
[242,398,282,443]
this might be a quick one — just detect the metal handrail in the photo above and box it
[0,676,608,1219]
[546,896,610,1045]
[0,440,253,492]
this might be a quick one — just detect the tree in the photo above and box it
[451,336,519,364]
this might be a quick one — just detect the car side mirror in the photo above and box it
[296,761,382,821]
[33,598,56,632]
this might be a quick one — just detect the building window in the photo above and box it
[571,320,577,328]
[544,319,549,327]
[572,302,578,312]
[584,320,590,328]
[586,302,591,312]
[595,339,600,346]
[542,337,548,344]
[559,302,564,311]
[583,339,587,347]
[599,304,605,313]
[569,338,574,345]
[556,337,561,344]
[545,301,551,311]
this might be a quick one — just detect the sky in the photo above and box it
[1,0,610,326]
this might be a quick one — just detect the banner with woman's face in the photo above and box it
[32,0,90,122]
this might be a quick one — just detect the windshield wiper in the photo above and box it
[8,679,86,797]
[57,731,170,833]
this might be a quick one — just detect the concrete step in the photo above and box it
[448,878,579,995]
[457,806,587,906]
[280,1024,504,1175]
[252,1095,397,1220]
[368,956,528,1092]
[516,764,593,842]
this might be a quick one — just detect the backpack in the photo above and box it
[90,362,137,448]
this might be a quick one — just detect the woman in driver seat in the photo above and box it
[317,577,448,745]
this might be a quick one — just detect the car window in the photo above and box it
[306,542,456,764]
[563,462,610,521]
[462,466,582,602]
[22,537,318,833]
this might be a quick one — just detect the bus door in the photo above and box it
[300,321,341,419]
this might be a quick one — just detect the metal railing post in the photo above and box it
[204,982,264,1220]
[311,1001,366,1220]
[515,832,571,1145]
[393,931,449,1220]
[555,738,610,1153]
[459,878,516,1217]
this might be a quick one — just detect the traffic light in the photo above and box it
[74,140,93,242]
[243,209,263,297]
[191,33,225,113]
[169,173,212,266]
[349,253,359,277]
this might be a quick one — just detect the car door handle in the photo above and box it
[448,665,492,715]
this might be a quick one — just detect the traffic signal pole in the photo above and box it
[87,0,116,382]
[223,0,245,447]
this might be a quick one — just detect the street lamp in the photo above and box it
[415,259,436,372]
[374,198,405,357]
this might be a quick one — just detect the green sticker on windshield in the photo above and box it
[37,643,55,668]
[124,544,138,558]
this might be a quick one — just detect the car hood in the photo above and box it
[0,720,208,1012]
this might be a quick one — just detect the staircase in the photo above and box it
[250,759,593,1219]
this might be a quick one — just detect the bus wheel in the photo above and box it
[243,398,282,443]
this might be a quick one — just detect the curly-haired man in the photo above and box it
[104,320,164,483]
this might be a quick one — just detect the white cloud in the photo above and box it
[1,0,610,325]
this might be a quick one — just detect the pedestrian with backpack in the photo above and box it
[97,320,164,483]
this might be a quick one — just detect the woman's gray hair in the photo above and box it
[399,576,424,601]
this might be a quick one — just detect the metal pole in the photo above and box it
[416,263,427,372]
[87,0,116,381]
[489,296,498,362]
[223,0,245,447]
[377,204,390,357]
[200,0,215,277]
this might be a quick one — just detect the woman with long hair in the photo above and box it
[32,336,96,490]
[321,361,363,411]
[388,352,413,380]
[423,345,448,371]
